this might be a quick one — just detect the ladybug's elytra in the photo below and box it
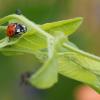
[6,23,27,37]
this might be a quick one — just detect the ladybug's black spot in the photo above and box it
[15,24,27,35]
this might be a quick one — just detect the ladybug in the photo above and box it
[6,23,27,37]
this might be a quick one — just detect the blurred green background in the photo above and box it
[0,0,100,100]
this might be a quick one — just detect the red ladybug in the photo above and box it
[6,23,27,37]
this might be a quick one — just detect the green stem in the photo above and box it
[0,48,35,55]
[63,43,100,61]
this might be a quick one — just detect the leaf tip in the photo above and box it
[76,17,83,24]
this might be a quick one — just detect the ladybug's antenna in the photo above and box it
[15,9,22,15]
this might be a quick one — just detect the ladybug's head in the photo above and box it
[15,23,27,35]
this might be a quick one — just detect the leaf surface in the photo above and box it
[59,43,100,92]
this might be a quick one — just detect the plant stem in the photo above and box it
[63,43,100,61]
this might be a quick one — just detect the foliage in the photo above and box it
[0,14,100,92]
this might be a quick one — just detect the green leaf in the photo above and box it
[29,57,58,89]
[58,52,100,92]
[58,43,100,92]
[41,17,83,36]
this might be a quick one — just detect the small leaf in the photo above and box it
[29,57,58,89]
[41,17,83,36]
